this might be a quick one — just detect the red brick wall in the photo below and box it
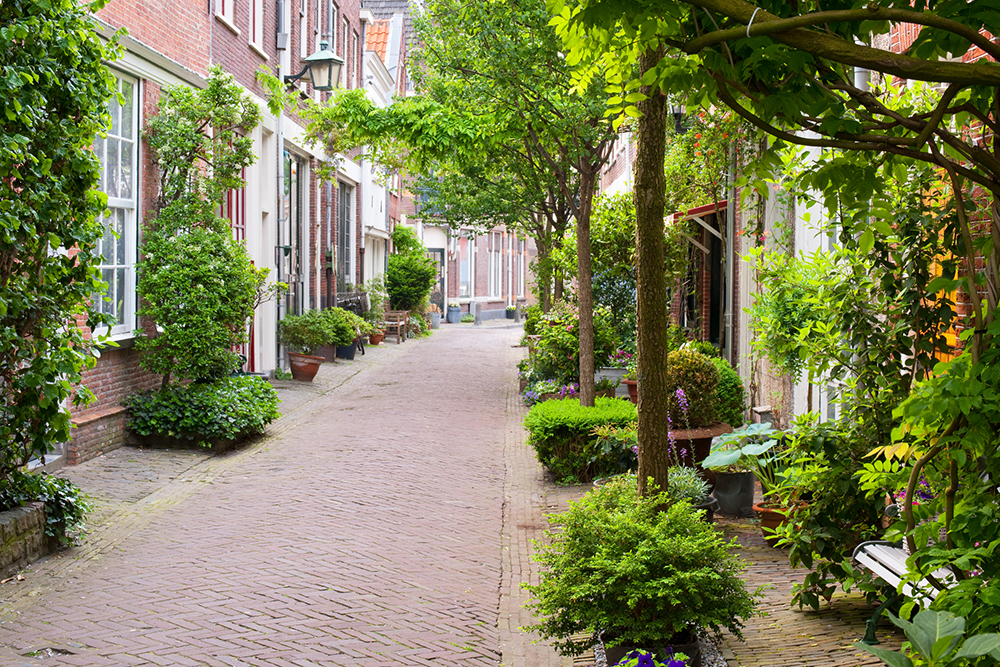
[97,0,212,76]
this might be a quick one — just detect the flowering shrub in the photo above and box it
[524,397,637,483]
[522,380,581,406]
[608,349,634,369]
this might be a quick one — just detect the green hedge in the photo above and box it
[711,357,747,428]
[524,397,637,483]
[125,375,280,444]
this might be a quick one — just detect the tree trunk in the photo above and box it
[634,45,670,498]
[576,167,597,407]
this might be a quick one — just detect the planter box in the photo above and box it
[0,502,56,580]
[128,429,257,454]
[595,367,629,398]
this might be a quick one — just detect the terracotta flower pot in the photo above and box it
[288,352,323,382]
[368,331,385,346]
[754,501,807,548]
[623,379,638,404]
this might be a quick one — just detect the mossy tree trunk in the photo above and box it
[634,45,671,497]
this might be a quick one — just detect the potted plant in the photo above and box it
[665,466,720,522]
[506,304,516,319]
[329,307,369,360]
[427,303,442,329]
[446,301,462,324]
[279,310,335,381]
[526,475,760,667]
[701,423,784,522]
[622,355,638,403]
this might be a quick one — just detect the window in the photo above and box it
[249,0,263,49]
[342,18,349,88]
[488,232,501,297]
[328,1,338,51]
[216,0,235,26]
[93,72,139,338]
[459,235,473,298]
[299,0,308,59]
[223,167,247,242]
[337,182,353,290]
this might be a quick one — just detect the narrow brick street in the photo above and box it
[0,326,562,666]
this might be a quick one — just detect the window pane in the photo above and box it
[109,91,120,137]
[102,222,115,263]
[92,137,104,191]
[116,209,126,264]
[101,269,114,316]
[115,268,125,323]
[120,82,133,140]
[120,140,133,199]
[107,139,119,197]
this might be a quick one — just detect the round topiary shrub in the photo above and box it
[526,474,760,656]
[711,356,747,428]
[665,348,719,428]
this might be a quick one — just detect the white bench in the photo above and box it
[852,540,955,644]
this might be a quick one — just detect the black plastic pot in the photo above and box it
[335,341,357,360]
[712,471,756,517]
[603,629,702,667]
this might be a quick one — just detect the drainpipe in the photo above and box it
[276,0,288,366]
[724,144,736,367]
[358,15,369,288]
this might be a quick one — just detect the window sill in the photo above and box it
[215,13,240,36]
[93,331,137,350]
[249,40,269,60]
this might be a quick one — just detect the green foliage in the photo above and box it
[362,275,389,327]
[855,610,1000,667]
[390,225,425,256]
[711,357,747,428]
[386,254,436,311]
[407,309,431,338]
[125,376,280,444]
[523,397,637,483]
[0,470,91,545]
[525,474,760,655]
[523,304,543,335]
[460,313,475,323]
[532,308,618,385]
[773,417,886,611]
[665,349,718,428]
[136,67,264,384]
[591,422,638,473]
[136,229,260,381]
[664,466,710,506]
[0,0,119,483]
[145,65,261,233]
[279,309,347,355]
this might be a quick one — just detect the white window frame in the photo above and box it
[249,0,264,53]
[94,71,140,340]
[299,0,309,59]
[342,18,349,88]
[215,0,237,31]
[459,233,474,298]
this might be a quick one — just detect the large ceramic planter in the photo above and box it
[288,351,323,382]
[713,470,756,517]
[754,501,806,548]
[368,331,385,346]
[446,306,462,324]
[603,630,702,667]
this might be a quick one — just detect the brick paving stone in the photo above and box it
[0,324,905,667]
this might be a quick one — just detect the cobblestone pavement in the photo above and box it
[0,326,564,666]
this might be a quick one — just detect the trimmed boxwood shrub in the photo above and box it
[664,348,719,428]
[524,397,637,483]
[125,376,280,445]
[711,356,747,428]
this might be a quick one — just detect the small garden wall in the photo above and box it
[0,502,55,580]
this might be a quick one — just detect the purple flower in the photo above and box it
[676,388,689,414]
[667,660,686,667]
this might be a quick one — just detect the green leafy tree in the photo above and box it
[0,0,119,480]
[136,67,264,384]
[262,0,621,407]
[385,226,436,311]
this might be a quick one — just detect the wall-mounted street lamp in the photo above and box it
[283,40,344,91]
[670,104,687,134]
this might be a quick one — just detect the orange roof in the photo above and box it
[366,20,391,62]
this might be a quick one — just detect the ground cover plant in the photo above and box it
[125,376,280,446]
[524,396,637,483]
